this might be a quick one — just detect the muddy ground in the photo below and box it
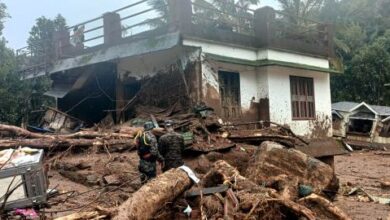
[335,151,390,220]
[43,148,390,219]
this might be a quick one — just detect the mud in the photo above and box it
[334,151,390,220]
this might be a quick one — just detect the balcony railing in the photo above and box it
[17,0,334,77]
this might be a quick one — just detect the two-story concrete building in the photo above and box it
[19,0,340,139]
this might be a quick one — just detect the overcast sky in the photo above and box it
[2,0,278,49]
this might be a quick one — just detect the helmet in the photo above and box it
[144,121,155,131]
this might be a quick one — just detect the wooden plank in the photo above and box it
[184,185,229,198]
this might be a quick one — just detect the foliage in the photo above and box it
[0,5,62,125]
[0,1,7,35]
[319,0,390,105]
[147,0,260,34]
[27,14,66,65]
[277,0,324,24]
[193,0,260,34]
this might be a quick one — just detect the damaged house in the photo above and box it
[333,101,390,148]
[18,1,341,140]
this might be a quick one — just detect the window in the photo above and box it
[290,76,315,120]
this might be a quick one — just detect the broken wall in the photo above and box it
[57,63,116,124]
[332,113,347,137]
[201,58,270,121]
[116,47,202,121]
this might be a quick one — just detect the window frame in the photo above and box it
[290,75,316,120]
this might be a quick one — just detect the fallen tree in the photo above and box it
[0,124,137,150]
[0,124,134,139]
[0,138,136,150]
[114,168,193,220]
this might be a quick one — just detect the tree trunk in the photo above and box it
[0,124,134,139]
[0,138,136,150]
[298,194,351,220]
[114,168,193,220]
[0,124,49,138]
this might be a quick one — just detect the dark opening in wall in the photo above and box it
[58,62,116,125]
[380,122,390,137]
[218,71,241,119]
[347,119,373,136]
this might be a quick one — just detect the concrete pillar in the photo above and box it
[53,29,71,59]
[103,12,122,45]
[254,6,275,47]
[325,24,335,57]
[167,0,193,33]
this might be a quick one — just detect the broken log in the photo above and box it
[0,124,134,139]
[0,138,136,150]
[0,124,49,139]
[54,211,106,220]
[298,194,351,220]
[209,160,316,220]
[114,168,193,220]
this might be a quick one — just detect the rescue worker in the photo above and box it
[136,121,164,183]
[159,120,185,172]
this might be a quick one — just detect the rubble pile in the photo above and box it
[119,142,350,220]
[0,108,352,220]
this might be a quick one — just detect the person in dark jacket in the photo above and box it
[159,120,185,172]
[136,121,164,183]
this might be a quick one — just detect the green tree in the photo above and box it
[0,1,7,35]
[317,0,390,104]
[147,0,260,34]
[277,0,324,24]
[27,14,66,65]
[331,31,390,105]
[0,11,67,125]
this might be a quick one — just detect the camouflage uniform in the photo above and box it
[159,131,185,172]
[136,131,164,183]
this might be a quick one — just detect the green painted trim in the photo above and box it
[205,53,343,74]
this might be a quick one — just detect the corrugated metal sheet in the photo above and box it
[333,101,390,116]
[331,101,359,112]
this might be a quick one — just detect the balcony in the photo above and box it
[17,0,334,78]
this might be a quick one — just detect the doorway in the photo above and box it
[218,71,241,119]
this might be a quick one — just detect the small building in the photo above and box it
[332,101,390,148]
[19,0,341,139]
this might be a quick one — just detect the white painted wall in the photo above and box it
[267,66,332,137]
[259,50,330,69]
[183,38,329,68]
[203,59,263,112]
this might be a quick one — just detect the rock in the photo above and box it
[380,180,390,189]
[194,155,211,174]
[206,152,224,162]
[104,175,121,186]
[86,174,100,185]
[76,161,91,170]
[59,171,100,186]
[246,141,339,200]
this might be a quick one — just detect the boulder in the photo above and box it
[246,141,339,199]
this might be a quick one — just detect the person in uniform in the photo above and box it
[136,121,164,183]
[159,120,185,172]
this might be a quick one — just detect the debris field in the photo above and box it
[0,108,388,220]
